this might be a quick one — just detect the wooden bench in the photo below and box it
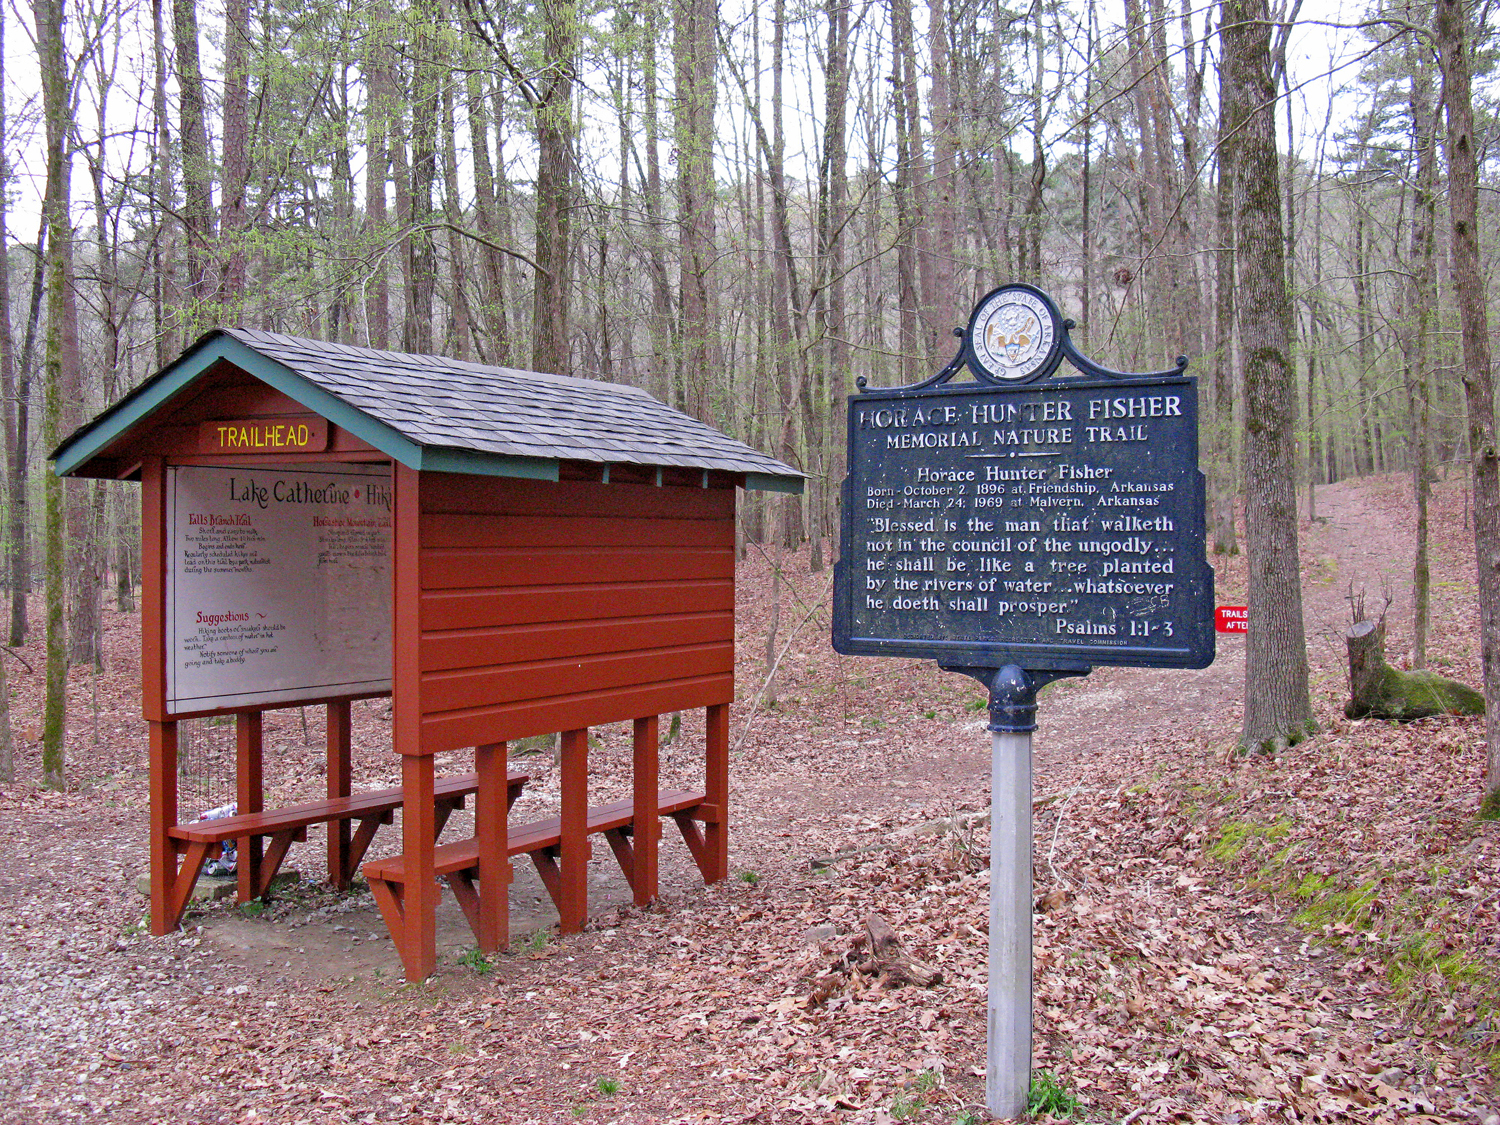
[162,770,528,930]
[362,789,715,948]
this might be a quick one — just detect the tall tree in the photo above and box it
[405,0,441,355]
[172,0,215,321]
[889,0,921,382]
[1222,0,1313,752]
[35,0,73,787]
[674,0,716,414]
[1,0,27,650]
[1398,17,1438,669]
[0,0,13,784]
[218,0,250,308]
[1435,0,1500,814]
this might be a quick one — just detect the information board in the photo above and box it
[833,375,1214,671]
[164,464,393,714]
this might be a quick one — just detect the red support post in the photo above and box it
[475,741,512,952]
[327,700,353,886]
[705,702,729,883]
[558,728,590,933]
[236,710,264,902]
[391,463,437,979]
[148,719,178,935]
[399,752,437,979]
[632,715,660,905]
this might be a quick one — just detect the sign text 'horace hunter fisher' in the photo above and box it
[833,287,1214,672]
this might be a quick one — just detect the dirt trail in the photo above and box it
[1039,476,1417,765]
[725,478,1423,855]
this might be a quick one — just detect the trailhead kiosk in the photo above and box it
[52,328,801,980]
[833,285,1215,1116]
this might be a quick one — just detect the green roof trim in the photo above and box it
[51,333,428,478]
[745,471,804,495]
[420,446,560,481]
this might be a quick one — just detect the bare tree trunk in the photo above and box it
[532,0,577,375]
[890,0,920,383]
[405,0,439,355]
[639,6,675,403]
[1223,0,1313,752]
[172,0,214,324]
[36,0,71,787]
[466,62,508,362]
[816,0,849,568]
[0,5,13,784]
[1209,77,1238,556]
[673,0,715,414]
[1400,36,1437,670]
[0,5,24,653]
[150,0,176,362]
[218,0,249,308]
[9,227,43,649]
[440,61,472,361]
[924,0,958,360]
[1435,0,1500,814]
[1020,4,1046,285]
[363,5,394,349]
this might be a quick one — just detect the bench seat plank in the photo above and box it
[362,789,711,952]
[159,770,528,929]
[363,789,708,883]
[167,771,524,844]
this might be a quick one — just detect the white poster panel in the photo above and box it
[165,463,393,714]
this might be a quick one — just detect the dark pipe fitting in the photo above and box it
[986,664,1036,733]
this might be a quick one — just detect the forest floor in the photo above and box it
[0,471,1497,1124]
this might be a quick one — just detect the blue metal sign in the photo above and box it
[833,287,1214,675]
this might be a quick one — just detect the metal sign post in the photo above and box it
[833,285,1216,1119]
[953,664,1073,1116]
[986,665,1036,1117]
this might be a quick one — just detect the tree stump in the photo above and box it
[858,913,942,987]
[1345,619,1484,721]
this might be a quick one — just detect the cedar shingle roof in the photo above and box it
[52,328,803,490]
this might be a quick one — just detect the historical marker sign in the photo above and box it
[832,372,1215,671]
[833,284,1215,1119]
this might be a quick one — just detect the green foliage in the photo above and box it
[1346,666,1485,722]
[594,1076,620,1095]
[238,900,267,918]
[1291,876,1380,929]
[457,947,495,973]
[889,1070,942,1120]
[738,870,760,885]
[514,928,551,955]
[965,697,987,713]
[1206,817,1289,862]
[1027,1069,1080,1118]
[1479,789,1500,821]
[889,1089,921,1120]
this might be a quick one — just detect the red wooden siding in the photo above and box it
[416,475,736,753]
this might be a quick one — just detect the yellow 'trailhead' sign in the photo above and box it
[199,418,330,454]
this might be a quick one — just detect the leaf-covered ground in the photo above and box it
[0,472,1496,1124]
